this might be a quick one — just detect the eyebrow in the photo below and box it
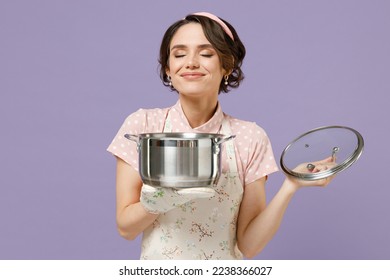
[170,44,215,51]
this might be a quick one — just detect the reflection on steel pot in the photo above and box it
[124,133,235,188]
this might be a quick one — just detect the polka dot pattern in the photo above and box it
[107,101,279,186]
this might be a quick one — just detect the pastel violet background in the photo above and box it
[1,0,389,259]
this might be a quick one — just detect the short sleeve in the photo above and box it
[243,123,279,185]
[106,109,148,171]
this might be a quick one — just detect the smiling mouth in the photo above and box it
[180,73,205,79]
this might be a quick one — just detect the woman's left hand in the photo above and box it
[287,157,337,190]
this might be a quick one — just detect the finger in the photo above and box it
[312,156,334,165]
[313,166,328,173]
[316,174,336,186]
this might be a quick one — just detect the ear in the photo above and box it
[165,67,171,77]
[224,69,233,76]
[223,56,235,75]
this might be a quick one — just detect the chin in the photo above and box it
[177,86,217,97]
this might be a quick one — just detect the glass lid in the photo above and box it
[280,126,364,180]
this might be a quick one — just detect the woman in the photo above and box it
[107,12,335,259]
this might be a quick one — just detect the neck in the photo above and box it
[179,94,218,128]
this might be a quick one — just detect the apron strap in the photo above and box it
[221,117,238,174]
[164,110,238,173]
[163,110,172,132]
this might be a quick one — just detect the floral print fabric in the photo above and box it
[140,117,243,259]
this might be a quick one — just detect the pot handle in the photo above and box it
[214,135,236,145]
[124,134,139,143]
[124,134,140,152]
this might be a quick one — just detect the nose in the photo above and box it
[185,53,199,69]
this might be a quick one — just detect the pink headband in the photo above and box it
[190,12,234,41]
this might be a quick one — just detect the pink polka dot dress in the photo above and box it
[108,101,278,186]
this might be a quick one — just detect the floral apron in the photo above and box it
[140,110,244,259]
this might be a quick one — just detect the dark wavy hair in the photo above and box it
[159,14,246,93]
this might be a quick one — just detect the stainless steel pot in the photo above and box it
[124,133,235,188]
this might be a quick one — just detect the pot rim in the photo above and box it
[135,132,227,140]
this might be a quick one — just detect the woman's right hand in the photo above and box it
[140,185,215,214]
